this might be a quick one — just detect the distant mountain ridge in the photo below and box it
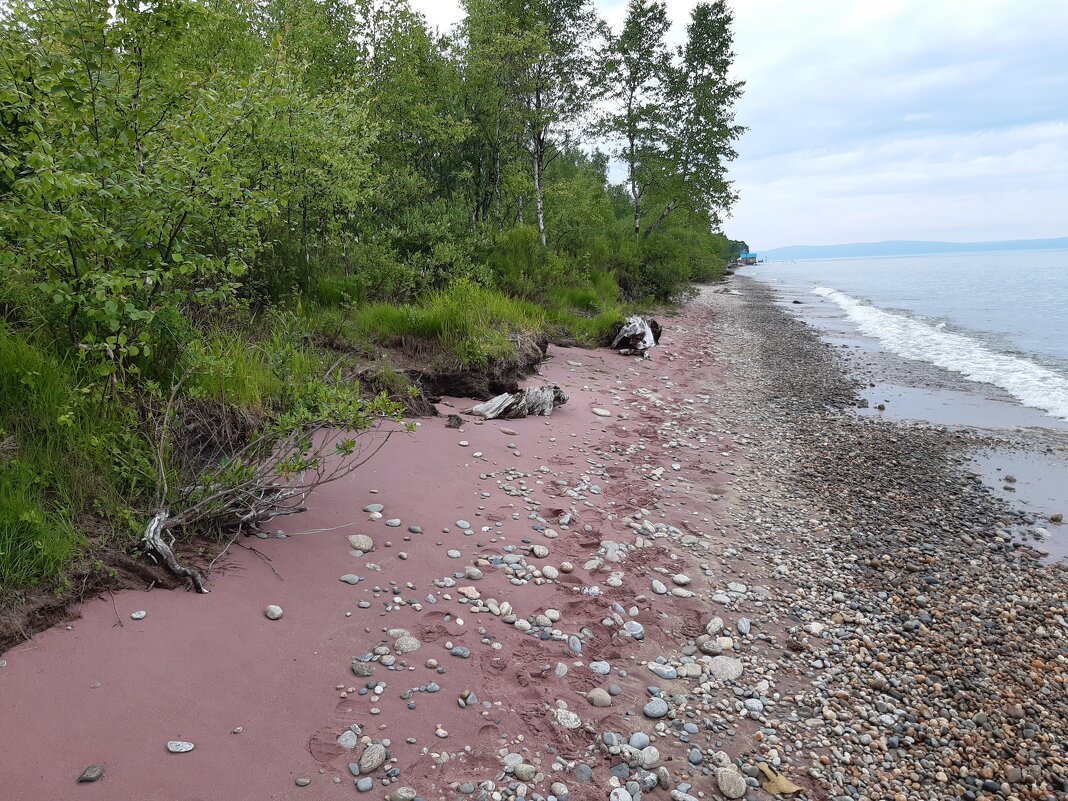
[760,237,1068,261]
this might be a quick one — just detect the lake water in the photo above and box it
[745,250,1068,422]
[743,250,1068,560]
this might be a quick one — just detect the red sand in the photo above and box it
[0,306,756,800]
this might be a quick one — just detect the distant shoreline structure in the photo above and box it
[759,236,1068,261]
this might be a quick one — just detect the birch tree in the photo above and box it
[602,0,672,241]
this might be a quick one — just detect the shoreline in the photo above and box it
[746,272,1068,562]
[1,281,1065,801]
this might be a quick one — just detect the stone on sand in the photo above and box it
[347,534,374,552]
[358,743,387,773]
[586,688,612,707]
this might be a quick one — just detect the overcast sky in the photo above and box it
[411,0,1068,250]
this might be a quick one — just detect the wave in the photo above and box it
[812,286,1068,421]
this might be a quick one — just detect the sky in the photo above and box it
[410,0,1068,250]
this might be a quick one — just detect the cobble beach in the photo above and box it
[1,280,1065,801]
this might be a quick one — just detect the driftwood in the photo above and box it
[611,315,662,356]
[142,509,208,593]
[467,385,568,420]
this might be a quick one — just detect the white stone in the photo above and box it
[347,534,374,552]
[554,708,582,729]
[716,768,747,799]
[707,656,744,681]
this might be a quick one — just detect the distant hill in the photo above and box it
[759,237,1068,261]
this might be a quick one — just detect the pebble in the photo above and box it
[295,777,311,787]
[706,656,743,681]
[715,768,747,799]
[642,698,669,719]
[647,662,677,680]
[592,408,612,417]
[514,764,536,782]
[77,765,104,783]
[358,743,387,773]
[347,534,374,552]
[356,777,374,792]
[130,610,146,620]
[264,605,283,620]
[166,741,194,753]
[554,709,582,729]
[394,635,421,654]
[586,688,612,707]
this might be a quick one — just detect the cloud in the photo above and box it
[410,0,1068,249]
[726,0,1068,247]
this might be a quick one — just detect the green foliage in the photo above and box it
[0,0,747,594]
[183,328,322,412]
[0,324,152,587]
[346,281,544,368]
[0,462,82,589]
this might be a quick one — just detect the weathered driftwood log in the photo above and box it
[142,509,208,593]
[468,385,568,419]
[611,315,662,356]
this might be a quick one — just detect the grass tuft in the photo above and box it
[344,281,546,367]
[0,325,149,587]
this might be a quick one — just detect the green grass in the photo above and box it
[0,325,150,588]
[307,271,367,307]
[0,462,83,589]
[183,328,324,412]
[302,268,630,364]
[343,281,546,367]
[543,269,626,345]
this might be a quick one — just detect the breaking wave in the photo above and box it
[812,286,1068,421]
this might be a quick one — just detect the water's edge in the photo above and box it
[741,273,1068,562]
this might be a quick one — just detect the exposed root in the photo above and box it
[141,509,208,594]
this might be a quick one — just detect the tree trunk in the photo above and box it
[533,143,546,247]
[642,198,678,240]
[628,133,640,241]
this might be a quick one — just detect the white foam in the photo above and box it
[812,286,1068,421]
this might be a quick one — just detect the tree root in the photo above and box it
[142,509,208,593]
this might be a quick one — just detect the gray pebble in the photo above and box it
[642,698,669,719]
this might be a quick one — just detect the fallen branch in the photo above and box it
[140,374,404,592]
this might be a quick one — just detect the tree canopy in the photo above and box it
[0,0,746,589]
